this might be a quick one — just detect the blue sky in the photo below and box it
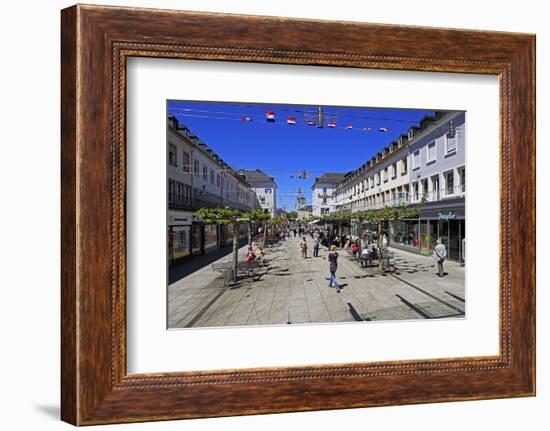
[168,101,434,211]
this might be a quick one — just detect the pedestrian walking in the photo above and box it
[300,236,308,259]
[245,245,256,273]
[351,239,360,257]
[434,238,447,277]
[313,236,320,257]
[293,228,297,238]
[327,245,340,292]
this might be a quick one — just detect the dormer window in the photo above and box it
[408,129,414,140]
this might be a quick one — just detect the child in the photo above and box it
[255,245,265,266]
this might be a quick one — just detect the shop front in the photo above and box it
[168,210,193,266]
[219,223,229,247]
[389,198,465,262]
[204,223,219,253]
[390,219,421,252]
[191,223,203,255]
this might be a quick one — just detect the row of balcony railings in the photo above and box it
[333,184,466,211]
[168,190,257,212]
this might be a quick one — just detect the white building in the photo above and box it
[237,169,278,216]
[327,110,466,261]
[311,173,345,216]
[333,132,411,213]
[167,115,261,264]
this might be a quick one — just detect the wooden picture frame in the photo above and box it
[61,4,536,425]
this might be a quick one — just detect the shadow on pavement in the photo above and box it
[169,239,248,284]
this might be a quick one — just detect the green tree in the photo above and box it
[195,207,242,282]
[355,204,422,270]
[241,208,271,246]
[286,211,298,220]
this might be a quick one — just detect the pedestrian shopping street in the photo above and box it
[168,236,465,329]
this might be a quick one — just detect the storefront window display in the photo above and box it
[390,220,419,248]
[191,224,202,255]
[169,226,190,262]
[419,220,437,255]
[204,224,218,251]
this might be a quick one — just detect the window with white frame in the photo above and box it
[413,150,420,169]
[391,162,397,179]
[383,168,388,182]
[376,173,381,185]
[458,167,466,192]
[168,179,175,203]
[194,160,200,176]
[412,181,419,200]
[445,135,457,154]
[169,144,177,166]
[182,151,190,172]
[202,166,208,180]
[427,142,436,163]
[445,120,457,154]
[444,170,454,195]
[421,178,429,199]
[401,157,407,174]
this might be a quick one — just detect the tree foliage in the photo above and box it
[242,208,272,223]
[271,215,289,226]
[194,207,241,224]
[318,202,422,225]
[286,211,298,220]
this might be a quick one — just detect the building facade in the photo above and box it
[167,115,261,265]
[297,205,313,221]
[404,111,465,261]
[311,173,345,216]
[326,111,466,261]
[333,127,414,213]
[237,169,278,216]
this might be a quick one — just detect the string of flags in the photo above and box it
[259,110,389,131]
[265,111,276,122]
[173,110,393,133]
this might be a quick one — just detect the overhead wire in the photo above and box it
[169,107,427,133]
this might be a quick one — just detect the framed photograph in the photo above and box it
[61,4,535,425]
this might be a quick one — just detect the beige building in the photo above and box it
[297,205,313,220]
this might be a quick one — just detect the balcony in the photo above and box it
[168,192,193,210]
[441,184,466,200]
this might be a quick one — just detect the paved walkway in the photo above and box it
[168,236,465,329]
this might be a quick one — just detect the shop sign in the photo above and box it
[438,211,456,220]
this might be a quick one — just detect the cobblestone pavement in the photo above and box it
[168,236,465,329]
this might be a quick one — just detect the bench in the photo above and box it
[211,261,234,287]
[212,260,262,287]
[355,250,395,269]
[237,260,260,276]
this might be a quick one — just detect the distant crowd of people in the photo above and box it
[244,223,449,296]
[292,225,449,284]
